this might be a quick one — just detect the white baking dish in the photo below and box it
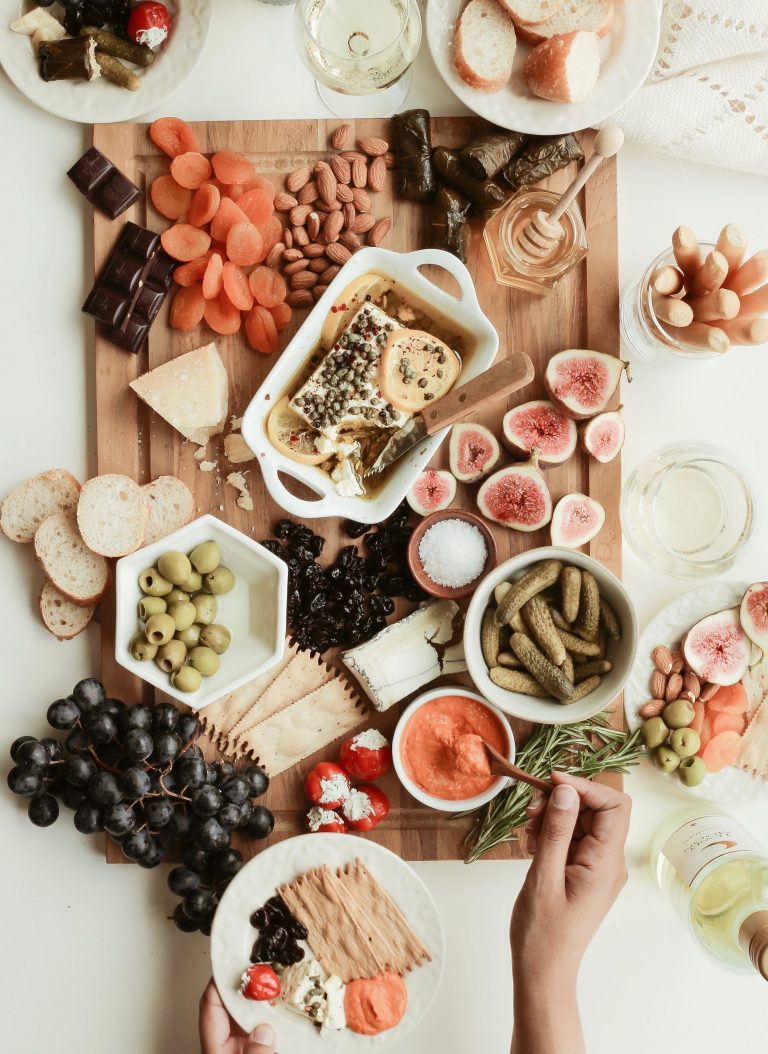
[241,247,499,522]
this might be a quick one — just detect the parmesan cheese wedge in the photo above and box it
[129,343,229,446]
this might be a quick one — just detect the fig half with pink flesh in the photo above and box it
[406,468,456,516]
[477,449,552,531]
[449,423,501,482]
[683,608,751,686]
[502,399,577,465]
[550,493,605,548]
[580,408,625,463]
[545,349,631,421]
[741,582,768,651]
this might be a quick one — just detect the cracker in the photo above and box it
[737,695,768,780]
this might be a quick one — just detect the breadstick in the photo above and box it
[672,226,702,283]
[688,250,728,297]
[726,250,768,296]
[651,265,684,296]
[665,321,731,354]
[687,288,740,322]
[737,283,768,318]
[652,292,693,328]
[715,223,747,274]
[712,317,768,346]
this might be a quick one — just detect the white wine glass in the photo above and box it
[294,0,422,118]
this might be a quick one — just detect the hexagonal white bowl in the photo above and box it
[115,515,288,711]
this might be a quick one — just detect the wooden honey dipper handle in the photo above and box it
[549,126,624,225]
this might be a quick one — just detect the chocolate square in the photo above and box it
[132,283,166,324]
[98,170,141,219]
[101,251,143,297]
[82,285,130,328]
[145,250,176,289]
[103,317,150,354]
[67,147,112,195]
[118,222,159,261]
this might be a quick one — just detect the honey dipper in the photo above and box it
[515,126,625,261]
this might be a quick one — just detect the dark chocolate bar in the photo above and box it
[68,148,141,219]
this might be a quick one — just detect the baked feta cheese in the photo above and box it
[280,957,346,1033]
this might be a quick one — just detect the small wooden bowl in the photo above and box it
[407,509,497,601]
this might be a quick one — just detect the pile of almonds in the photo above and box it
[638,644,718,719]
[270,125,395,309]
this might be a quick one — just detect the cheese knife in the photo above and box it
[365,352,535,477]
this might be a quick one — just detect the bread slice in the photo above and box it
[34,512,109,607]
[454,0,517,93]
[76,474,148,558]
[142,476,195,545]
[39,581,95,640]
[1,469,80,544]
[524,30,600,103]
[514,0,614,45]
[497,0,561,26]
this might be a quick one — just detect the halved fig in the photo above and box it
[545,349,631,420]
[550,493,605,548]
[407,468,456,516]
[449,423,501,482]
[750,641,764,667]
[502,399,577,465]
[683,608,751,686]
[741,582,768,651]
[580,408,625,463]
[477,449,552,531]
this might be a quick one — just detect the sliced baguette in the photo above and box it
[76,474,149,558]
[142,476,195,545]
[1,469,81,544]
[39,581,95,640]
[454,0,517,94]
[524,30,600,103]
[497,0,561,26]
[514,0,614,45]
[34,512,109,607]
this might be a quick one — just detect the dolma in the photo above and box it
[393,108,436,201]
[430,187,471,262]
[432,147,513,215]
[39,35,100,82]
[460,131,528,180]
[502,134,584,189]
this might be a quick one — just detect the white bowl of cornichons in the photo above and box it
[241,246,499,523]
[464,548,638,725]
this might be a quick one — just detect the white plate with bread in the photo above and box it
[426,0,661,134]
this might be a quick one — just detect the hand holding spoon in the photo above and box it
[482,739,552,793]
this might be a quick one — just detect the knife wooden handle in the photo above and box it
[423,353,535,435]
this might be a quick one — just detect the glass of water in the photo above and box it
[294,0,422,117]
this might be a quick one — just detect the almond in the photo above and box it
[351,188,371,212]
[350,212,375,234]
[343,203,356,229]
[700,682,720,702]
[292,225,309,247]
[307,211,321,241]
[665,673,683,702]
[357,136,388,157]
[291,270,318,290]
[283,228,293,249]
[289,204,312,227]
[308,257,327,274]
[265,242,286,268]
[368,217,391,247]
[683,671,701,699]
[330,155,352,184]
[320,265,340,284]
[297,180,319,205]
[273,193,298,212]
[336,183,354,204]
[670,649,684,674]
[652,646,673,675]
[341,150,366,163]
[312,284,328,302]
[352,159,367,189]
[284,258,311,276]
[315,169,336,209]
[282,247,304,262]
[367,156,386,192]
[303,243,327,259]
[286,167,310,193]
[638,699,666,719]
[339,230,361,251]
[384,151,397,169]
[286,289,313,308]
[323,210,344,243]
[326,242,351,265]
[330,124,351,151]
[650,670,667,700]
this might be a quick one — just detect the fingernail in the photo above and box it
[552,784,578,810]
[250,1024,275,1046]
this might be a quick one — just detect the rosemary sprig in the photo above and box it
[462,714,643,864]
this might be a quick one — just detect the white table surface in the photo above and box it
[2,4,767,1051]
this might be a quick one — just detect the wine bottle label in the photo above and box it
[662,814,763,887]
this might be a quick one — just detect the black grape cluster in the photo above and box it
[39,0,132,36]
[6,678,274,935]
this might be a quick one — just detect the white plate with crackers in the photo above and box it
[211,834,445,1049]
[625,582,768,805]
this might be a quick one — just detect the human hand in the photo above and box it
[199,979,277,1054]
[510,771,631,984]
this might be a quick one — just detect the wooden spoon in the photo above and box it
[482,739,552,793]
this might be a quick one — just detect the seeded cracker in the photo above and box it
[737,695,768,781]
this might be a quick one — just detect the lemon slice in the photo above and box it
[319,273,393,350]
[378,330,462,413]
[267,397,330,466]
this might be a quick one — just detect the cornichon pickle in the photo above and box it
[494,582,512,606]
[94,53,141,91]
[569,675,603,703]
[574,571,600,643]
[489,667,549,697]
[599,597,622,641]
[549,606,570,631]
[481,607,502,667]
[573,660,613,683]
[80,26,155,67]
[562,652,575,684]
[494,560,562,626]
[522,594,566,667]
[556,628,602,657]
[510,632,574,701]
[497,652,522,668]
[561,566,582,623]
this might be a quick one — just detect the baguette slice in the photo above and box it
[1,469,81,544]
[77,474,149,558]
[34,512,109,607]
[514,0,614,45]
[497,0,561,26]
[454,0,517,94]
[39,581,95,641]
[142,476,195,545]
[524,30,600,103]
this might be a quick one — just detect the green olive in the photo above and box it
[158,551,193,587]
[200,624,232,654]
[165,588,190,605]
[168,600,197,633]
[182,570,203,593]
[663,700,695,730]
[145,613,176,646]
[138,596,167,621]
[172,665,202,694]
[189,646,221,677]
[192,594,218,626]
[130,635,158,662]
[655,745,681,773]
[138,567,173,597]
[204,566,235,595]
[670,727,701,758]
[190,540,221,575]
[176,624,202,649]
[678,755,707,787]
[641,717,669,749]
[156,639,187,673]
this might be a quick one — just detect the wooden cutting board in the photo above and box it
[92,117,621,864]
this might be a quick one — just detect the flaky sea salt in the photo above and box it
[418,518,487,588]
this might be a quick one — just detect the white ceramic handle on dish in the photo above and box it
[257,457,343,521]
[402,248,483,313]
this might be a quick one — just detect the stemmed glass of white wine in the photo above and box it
[294,0,422,118]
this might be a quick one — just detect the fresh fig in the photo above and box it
[750,641,764,668]
[683,608,751,687]
[406,468,456,516]
[477,449,552,531]
[550,493,605,548]
[740,582,768,651]
[502,399,577,465]
[449,423,501,482]
[580,408,625,464]
[545,349,631,421]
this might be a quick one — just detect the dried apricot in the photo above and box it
[150,175,191,220]
[269,301,292,332]
[245,304,279,354]
[211,150,255,185]
[226,222,264,267]
[210,198,248,243]
[161,224,211,262]
[237,188,274,229]
[187,183,220,228]
[707,683,748,714]
[202,253,224,300]
[173,253,213,287]
[249,266,286,309]
[204,291,242,336]
[170,151,212,190]
[222,262,254,311]
[149,117,201,158]
[701,731,742,773]
[170,283,205,331]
